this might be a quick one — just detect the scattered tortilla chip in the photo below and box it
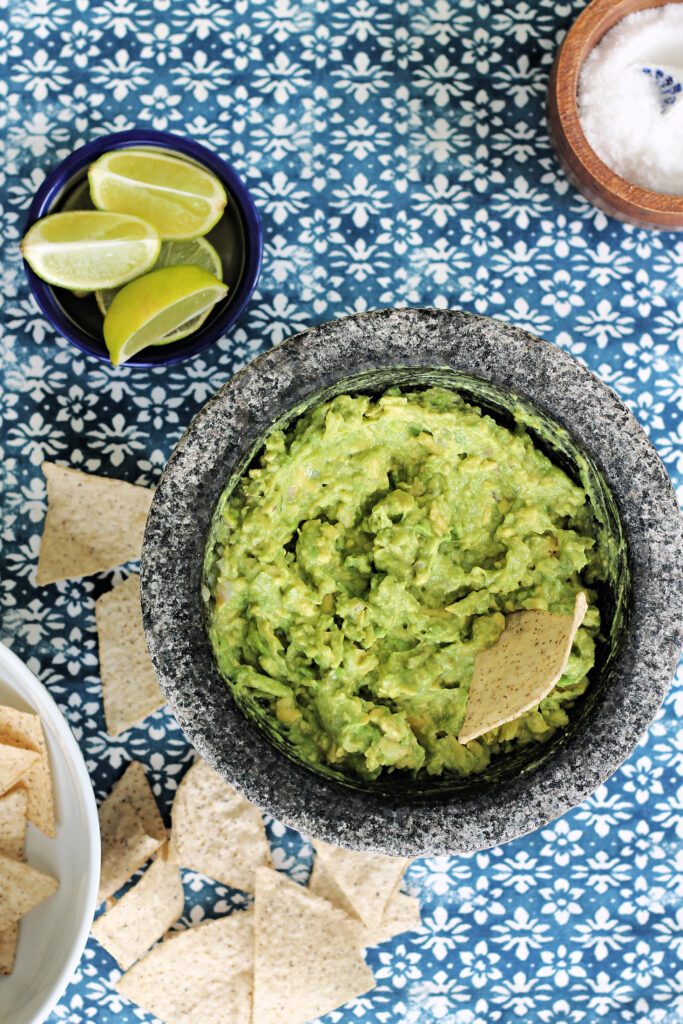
[101,761,166,845]
[312,839,410,931]
[369,890,422,945]
[254,867,374,1024]
[0,853,58,930]
[310,856,420,946]
[0,706,55,837]
[95,575,165,735]
[0,787,29,974]
[458,591,588,744]
[116,909,254,1024]
[308,856,357,919]
[92,843,183,970]
[168,757,271,892]
[36,462,154,585]
[98,763,166,902]
[0,746,38,798]
[98,799,160,904]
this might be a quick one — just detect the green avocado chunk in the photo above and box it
[206,388,606,781]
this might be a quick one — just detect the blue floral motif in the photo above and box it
[1,1,682,1022]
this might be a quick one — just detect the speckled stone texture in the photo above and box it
[140,308,683,856]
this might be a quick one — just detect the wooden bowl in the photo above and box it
[547,0,683,230]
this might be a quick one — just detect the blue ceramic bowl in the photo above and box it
[23,130,263,367]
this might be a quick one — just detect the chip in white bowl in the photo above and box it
[0,642,100,1024]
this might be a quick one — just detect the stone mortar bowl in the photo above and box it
[140,308,683,856]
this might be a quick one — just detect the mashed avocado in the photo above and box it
[206,388,606,781]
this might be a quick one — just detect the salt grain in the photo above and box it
[577,3,683,195]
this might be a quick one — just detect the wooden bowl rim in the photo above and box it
[554,0,683,216]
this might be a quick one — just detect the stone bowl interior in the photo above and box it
[201,366,628,801]
[141,308,683,855]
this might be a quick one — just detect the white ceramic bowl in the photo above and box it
[0,642,100,1024]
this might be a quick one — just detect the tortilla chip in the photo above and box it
[369,890,422,945]
[101,761,166,846]
[0,787,29,974]
[0,786,28,860]
[0,853,58,929]
[95,575,165,735]
[312,839,410,931]
[36,462,153,584]
[98,763,166,902]
[116,909,254,1024]
[0,707,55,837]
[98,799,160,904]
[0,926,18,976]
[308,856,357,918]
[310,856,419,946]
[458,591,588,744]
[168,757,271,892]
[254,867,374,1024]
[0,746,38,798]
[92,843,183,970]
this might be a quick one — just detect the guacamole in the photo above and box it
[205,388,606,781]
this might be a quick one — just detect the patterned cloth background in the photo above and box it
[1,1,682,1021]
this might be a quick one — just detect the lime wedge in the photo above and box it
[103,265,228,365]
[89,150,227,240]
[95,236,223,316]
[151,308,211,344]
[21,211,160,291]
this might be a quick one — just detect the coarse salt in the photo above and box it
[577,3,683,195]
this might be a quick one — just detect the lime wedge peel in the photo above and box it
[103,264,228,366]
[21,211,160,291]
[89,150,227,240]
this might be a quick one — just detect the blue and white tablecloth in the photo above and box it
[1,1,682,1021]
